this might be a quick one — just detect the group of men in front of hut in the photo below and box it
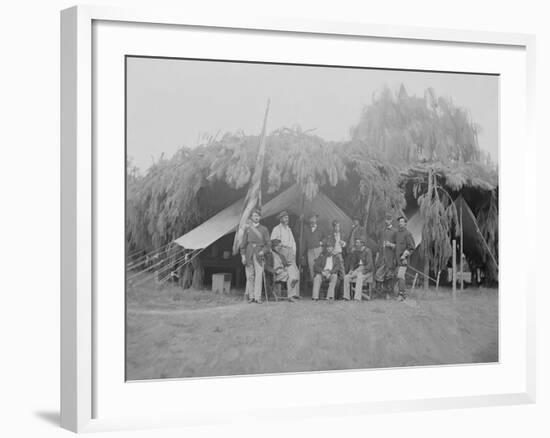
[239,209,415,304]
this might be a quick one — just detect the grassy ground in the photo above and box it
[126,281,498,380]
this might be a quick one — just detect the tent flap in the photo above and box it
[174,198,244,250]
[174,184,352,250]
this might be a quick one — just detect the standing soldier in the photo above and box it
[301,214,325,281]
[240,209,271,303]
[271,210,300,299]
[346,216,367,271]
[375,212,397,299]
[347,216,367,248]
[394,216,415,301]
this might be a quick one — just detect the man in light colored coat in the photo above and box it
[271,210,300,298]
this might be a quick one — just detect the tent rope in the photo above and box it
[156,248,207,284]
[126,249,194,282]
[126,251,178,275]
[470,215,499,270]
[126,245,187,275]
[406,264,438,283]
[127,239,174,259]
[126,242,175,269]
[455,197,499,270]
[126,247,147,259]
[132,247,206,287]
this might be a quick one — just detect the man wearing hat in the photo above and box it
[301,213,325,281]
[347,216,367,249]
[265,239,300,301]
[394,216,415,301]
[271,210,300,298]
[312,240,342,300]
[343,238,374,301]
[240,209,271,303]
[325,220,347,282]
[375,212,397,299]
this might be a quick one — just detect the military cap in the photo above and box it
[277,210,289,220]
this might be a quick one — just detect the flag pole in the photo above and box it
[232,99,271,255]
[298,192,306,271]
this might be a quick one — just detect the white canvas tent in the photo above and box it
[174,184,352,250]
[407,196,495,277]
[405,196,487,252]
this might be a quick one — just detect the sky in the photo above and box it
[126,57,498,171]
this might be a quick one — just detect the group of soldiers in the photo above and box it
[239,209,415,303]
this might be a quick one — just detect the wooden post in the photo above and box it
[298,193,306,267]
[154,270,160,290]
[452,239,457,300]
[423,257,430,291]
[297,194,306,293]
[460,202,464,293]
[436,270,441,293]
[411,273,418,298]
[423,169,433,291]
[232,99,270,255]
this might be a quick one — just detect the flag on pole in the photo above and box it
[232,99,271,255]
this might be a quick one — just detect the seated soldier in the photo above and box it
[264,239,300,301]
[343,238,374,301]
[312,242,341,301]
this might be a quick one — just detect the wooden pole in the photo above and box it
[460,202,464,293]
[364,185,374,232]
[423,257,430,291]
[411,273,418,297]
[297,193,306,272]
[423,169,433,291]
[232,99,270,255]
[452,239,457,300]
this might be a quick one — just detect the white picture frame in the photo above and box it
[60,4,536,433]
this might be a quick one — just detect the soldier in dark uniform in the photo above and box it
[240,209,271,303]
[343,238,375,301]
[394,216,416,301]
[301,214,325,281]
[375,212,397,299]
[347,216,367,249]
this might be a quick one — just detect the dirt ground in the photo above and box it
[126,281,498,380]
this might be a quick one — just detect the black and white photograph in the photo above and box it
[125,57,499,381]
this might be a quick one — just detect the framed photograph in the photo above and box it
[61,5,536,433]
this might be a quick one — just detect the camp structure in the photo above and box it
[173,183,352,288]
[126,90,500,291]
[404,194,498,287]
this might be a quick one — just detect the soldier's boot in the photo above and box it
[375,281,383,298]
[386,278,397,300]
[384,279,391,300]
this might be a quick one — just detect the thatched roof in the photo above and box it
[401,161,498,192]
